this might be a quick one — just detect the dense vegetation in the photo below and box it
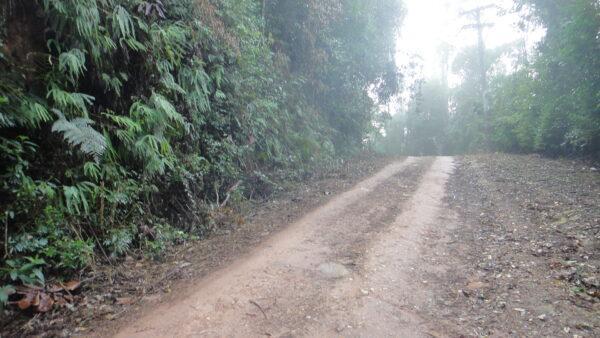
[491,0,599,155]
[378,0,599,158]
[0,0,403,300]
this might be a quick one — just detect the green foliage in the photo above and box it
[52,111,107,162]
[103,227,134,258]
[513,0,599,155]
[141,221,190,260]
[0,285,15,305]
[59,49,87,82]
[476,0,600,156]
[2,257,46,286]
[382,0,598,157]
[9,207,94,271]
[459,0,600,155]
[1,0,404,286]
[489,69,538,153]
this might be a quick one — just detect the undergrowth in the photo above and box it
[0,0,403,306]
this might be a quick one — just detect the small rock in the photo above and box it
[318,262,350,279]
[360,289,369,296]
[582,276,599,288]
[537,314,547,321]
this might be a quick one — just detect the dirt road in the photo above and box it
[2,154,596,337]
[115,157,455,337]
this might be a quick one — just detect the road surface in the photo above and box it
[116,157,455,337]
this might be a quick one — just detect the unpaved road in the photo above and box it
[2,154,597,337]
[115,157,455,337]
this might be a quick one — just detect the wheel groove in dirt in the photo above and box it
[113,157,454,337]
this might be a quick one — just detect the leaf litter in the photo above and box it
[416,154,600,336]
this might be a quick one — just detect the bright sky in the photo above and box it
[395,0,542,91]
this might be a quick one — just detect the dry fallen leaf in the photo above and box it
[63,280,81,291]
[17,292,35,310]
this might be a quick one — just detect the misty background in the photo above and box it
[375,0,598,157]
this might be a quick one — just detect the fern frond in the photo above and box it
[215,90,226,100]
[150,92,184,125]
[112,5,135,38]
[116,129,135,145]
[47,84,95,116]
[150,23,188,64]
[153,92,191,133]
[133,134,174,175]
[122,37,147,52]
[103,110,142,145]
[160,73,186,94]
[73,2,101,39]
[83,161,101,181]
[62,181,97,215]
[102,129,119,162]
[103,111,142,133]
[0,92,15,127]
[0,112,15,128]
[100,34,118,53]
[179,63,212,114]
[129,100,159,125]
[59,49,87,81]
[19,101,53,128]
[51,110,107,162]
[100,73,124,95]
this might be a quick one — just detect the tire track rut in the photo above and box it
[114,157,453,337]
